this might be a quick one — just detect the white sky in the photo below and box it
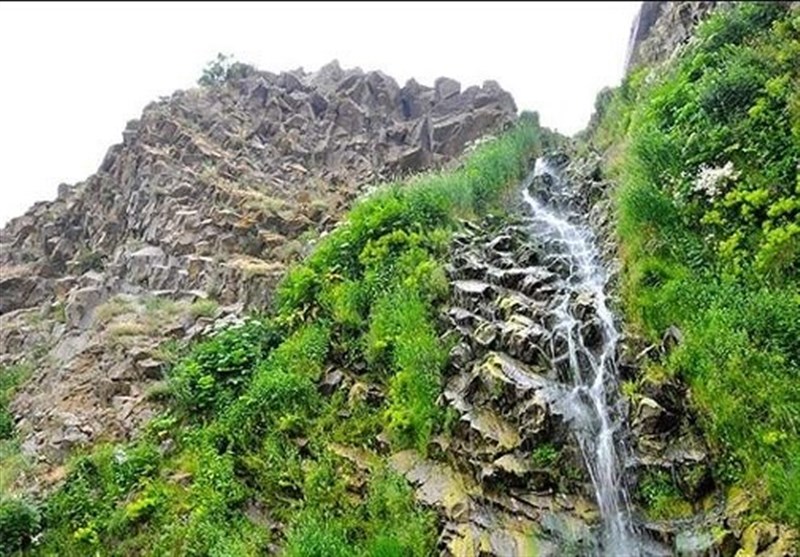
[0,1,640,226]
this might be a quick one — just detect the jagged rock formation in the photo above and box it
[391,215,601,556]
[625,1,719,70]
[1,60,516,313]
[0,60,517,481]
[393,153,797,556]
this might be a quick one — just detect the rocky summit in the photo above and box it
[0,60,516,480]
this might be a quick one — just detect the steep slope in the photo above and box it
[1,115,542,556]
[1,60,516,313]
[587,1,799,553]
[0,60,517,487]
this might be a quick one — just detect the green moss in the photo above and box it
[637,470,693,520]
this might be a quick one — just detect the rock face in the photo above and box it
[391,153,798,556]
[1,60,516,315]
[0,61,517,483]
[387,214,604,556]
[625,1,720,71]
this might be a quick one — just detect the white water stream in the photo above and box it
[521,157,640,556]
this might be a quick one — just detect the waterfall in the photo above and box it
[521,157,640,556]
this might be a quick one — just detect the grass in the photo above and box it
[188,298,218,319]
[11,119,540,555]
[100,296,224,349]
[0,440,30,495]
[107,321,150,338]
[0,363,36,552]
[95,295,135,324]
[591,2,800,527]
[230,256,285,279]
[0,363,31,442]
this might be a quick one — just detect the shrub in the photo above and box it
[197,53,252,87]
[170,318,280,415]
[0,498,41,554]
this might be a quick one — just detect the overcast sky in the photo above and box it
[0,1,640,226]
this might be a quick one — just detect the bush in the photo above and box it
[0,498,41,554]
[170,318,280,415]
[197,53,254,87]
[221,324,329,448]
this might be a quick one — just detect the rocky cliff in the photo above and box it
[625,1,719,70]
[0,60,517,477]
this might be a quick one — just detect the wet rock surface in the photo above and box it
[390,209,608,556]
[393,153,798,556]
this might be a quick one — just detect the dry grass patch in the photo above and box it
[229,256,285,279]
[96,296,136,324]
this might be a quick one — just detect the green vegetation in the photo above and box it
[188,298,219,319]
[591,3,799,525]
[1,364,35,552]
[9,120,539,555]
[0,497,41,555]
[530,443,560,469]
[0,363,30,441]
[635,469,692,521]
[198,53,254,87]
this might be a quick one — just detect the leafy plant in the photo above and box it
[530,443,560,468]
[0,498,41,554]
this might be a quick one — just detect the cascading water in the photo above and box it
[521,157,640,556]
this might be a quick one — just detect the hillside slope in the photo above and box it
[589,0,799,550]
[0,60,517,484]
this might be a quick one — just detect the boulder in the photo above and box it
[65,286,104,329]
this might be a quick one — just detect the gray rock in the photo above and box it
[319,368,345,396]
[65,286,104,329]
[632,396,675,436]
[434,77,461,101]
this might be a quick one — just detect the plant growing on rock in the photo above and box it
[24,121,539,555]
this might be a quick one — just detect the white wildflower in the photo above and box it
[693,161,739,200]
